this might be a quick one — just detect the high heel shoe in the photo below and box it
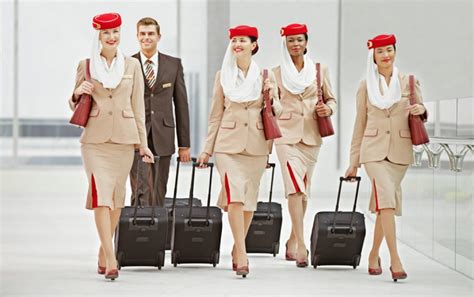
[285,242,296,261]
[296,250,309,268]
[390,266,407,282]
[97,263,106,275]
[368,257,382,275]
[236,265,249,278]
[233,259,249,272]
[105,269,119,281]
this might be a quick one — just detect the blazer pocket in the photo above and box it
[279,112,292,120]
[163,118,175,128]
[220,121,236,129]
[399,129,411,138]
[122,74,133,79]
[122,110,135,118]
[364,128,378,137]
[256,121,264,130]
[89,109,100,117]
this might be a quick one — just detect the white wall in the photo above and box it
[1,0,179,119]
[1,0,472,187]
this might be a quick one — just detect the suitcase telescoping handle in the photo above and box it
[265,163,277,218]
[188,161,214,226]
[170,157,197,215]
[132,155,160,225]
[331,176,361,234]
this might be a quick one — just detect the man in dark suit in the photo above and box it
[130,17,191,207]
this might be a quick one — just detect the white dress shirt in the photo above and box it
[140,51,159,76]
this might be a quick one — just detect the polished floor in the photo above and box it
[1,166,472,297]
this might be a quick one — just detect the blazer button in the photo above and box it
[386,131,390,134]
[150,94,154,98]
[245,107,248,110]
[387,114,390,118]
[108,95,112,99]
[108,111,113,115]
[301,113,304,116]
[151,110,155,115]
[244,123,248,127]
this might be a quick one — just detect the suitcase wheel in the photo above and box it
[172,251,178,267]
[272,242,279,257]
[312,255,319,269]
[212,252,219,267]
[352,255,360,269]
[158,251,165,270]
[117,252,123,270]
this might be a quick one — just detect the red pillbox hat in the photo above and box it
[280,23,308,36]
[92,13,122,30]
[229,25,258,39]
[367,34,396,49]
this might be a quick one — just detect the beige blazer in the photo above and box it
[69,57,147,148]
[202,71,283,156]
[273,65,337,146]
[349,73,426,167]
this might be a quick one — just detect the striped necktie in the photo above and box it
[144,59,156,88]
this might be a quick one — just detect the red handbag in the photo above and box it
[69,59,92,128]
[261,69,282,140]
[408,75,429,145]
[315,63,334,137]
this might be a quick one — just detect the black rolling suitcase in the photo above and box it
[115,157,168,270]
[310,176,366,269]
[171,161,222,267]
[245,163,282,256]
[164,157,203,250]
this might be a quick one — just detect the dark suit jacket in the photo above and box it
[133,52,191,156]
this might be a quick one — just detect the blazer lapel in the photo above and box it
[153,52,166,93]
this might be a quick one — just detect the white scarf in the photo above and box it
[366,48,401,109]
[280,36,316,95]
[90,30,125,89]
[220,41,262,103]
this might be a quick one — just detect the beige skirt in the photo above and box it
[81,142,135,210]
[275,142,320,200]
[364,160,409,216]
[214,151,267,212]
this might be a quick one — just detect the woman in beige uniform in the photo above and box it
[273,23,337,267]
[197,25,282,277]
[345,34,427,281]
[69,13,154,281]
